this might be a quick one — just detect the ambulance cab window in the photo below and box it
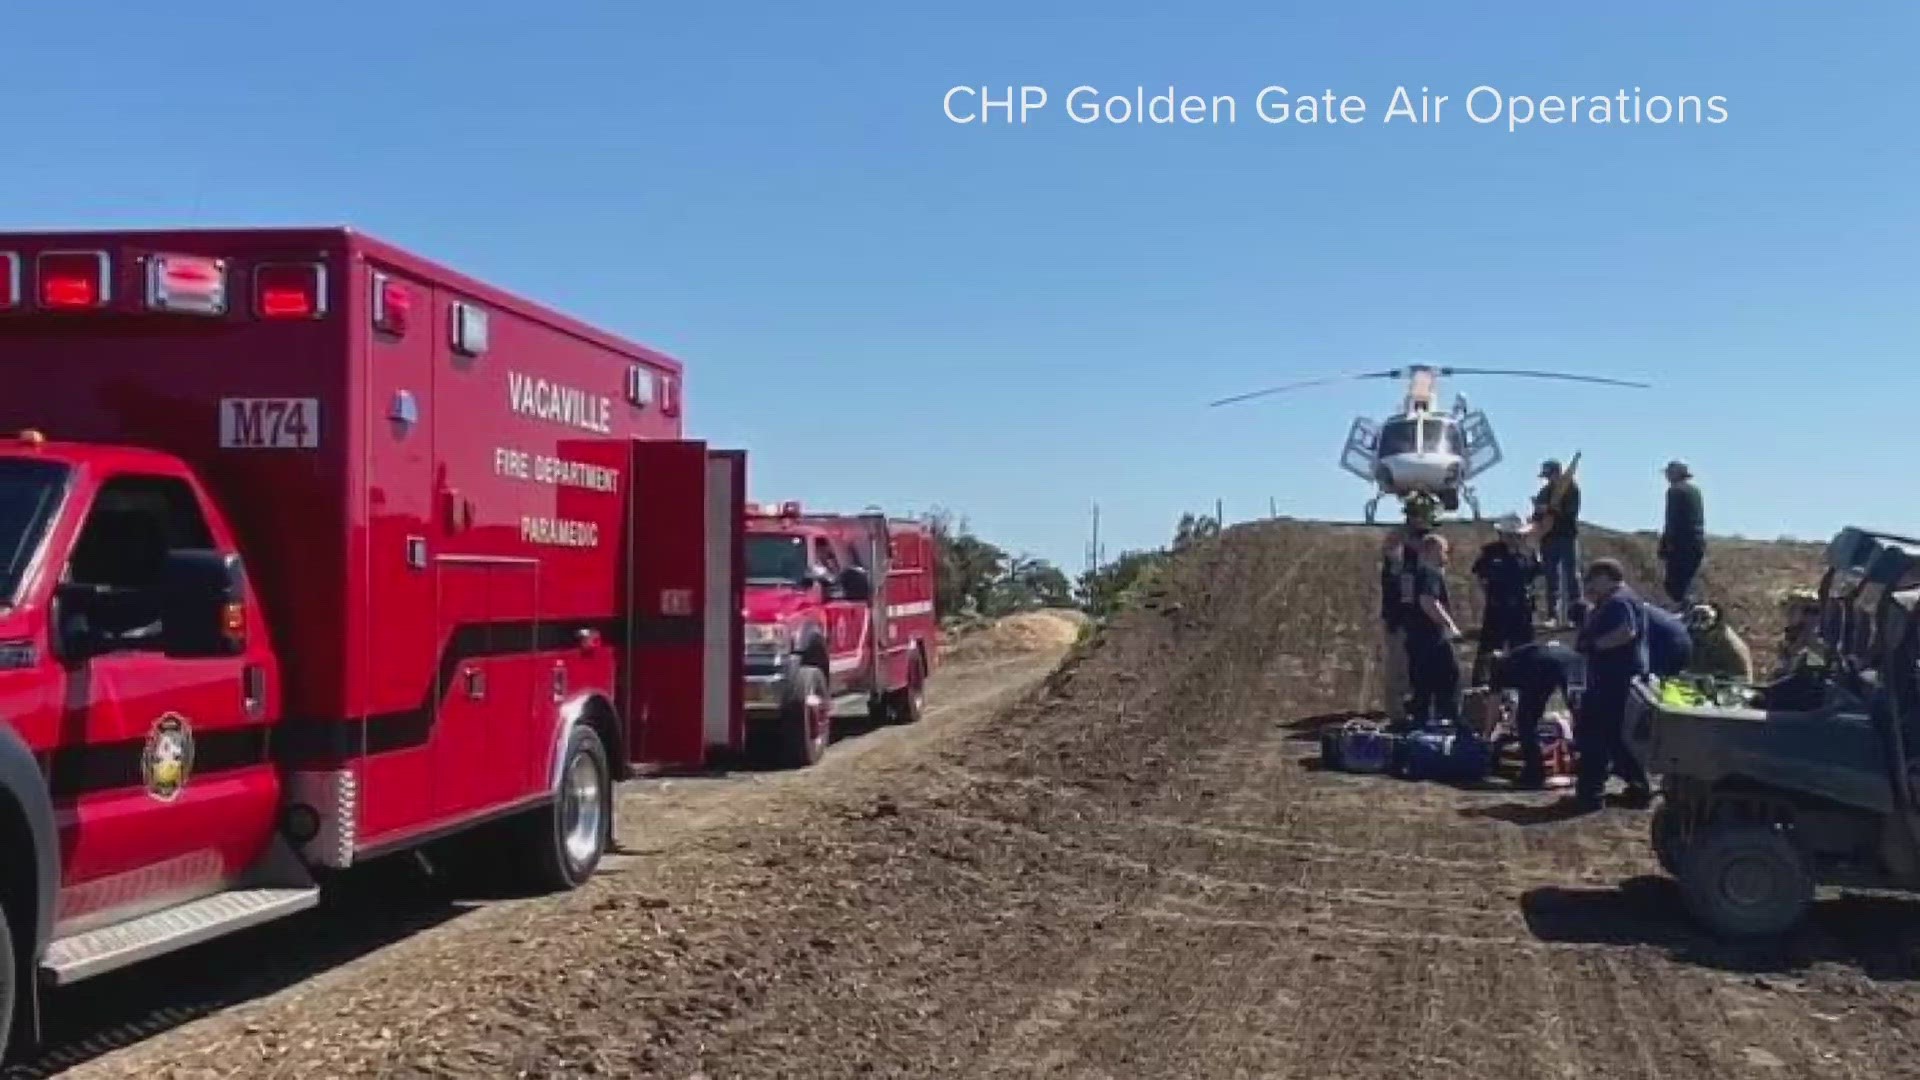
[745,534,809,586]
[66,475,214,594]
[0,458,72,606]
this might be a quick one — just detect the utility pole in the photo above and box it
[1269,496,1277,519]
[1215,498,1224,525]
[1086,502,1101,578]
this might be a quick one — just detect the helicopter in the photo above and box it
[1208,364,1650,524]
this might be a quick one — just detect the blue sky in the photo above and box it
[8,2,1916,573]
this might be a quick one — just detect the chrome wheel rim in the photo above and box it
[562,748,605,867]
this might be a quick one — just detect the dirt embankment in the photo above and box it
[52,523,1920,1080]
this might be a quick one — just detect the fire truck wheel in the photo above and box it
[886,655,926,725]
[522,723,612,891]
[778,665,831,769]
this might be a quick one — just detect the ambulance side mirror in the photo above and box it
[157,550,248,658]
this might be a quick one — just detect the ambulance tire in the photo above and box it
[520,724,612,892]
[777,665,830,769]
[0,901,14,1063]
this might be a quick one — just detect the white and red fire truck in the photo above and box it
[740,502,939,766]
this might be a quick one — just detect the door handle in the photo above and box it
[463,665,485,700]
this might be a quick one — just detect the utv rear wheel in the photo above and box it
[521,723,612,891]
[1651,803,1685,876]
[777,665,830,768]
[1678,826,1815,940]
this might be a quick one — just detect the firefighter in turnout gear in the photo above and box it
[1470,516,1539,685]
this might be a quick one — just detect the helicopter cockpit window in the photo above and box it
[1377,420,1418,457]
[1418,419,1464,454]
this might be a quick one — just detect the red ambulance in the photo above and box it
[0,228,746,1054]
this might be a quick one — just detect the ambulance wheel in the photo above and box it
[522,723,612,891]
[885,654,926,725]
[777,665,830,768]
[1678,825,1814,940]
[0,900,16,1063]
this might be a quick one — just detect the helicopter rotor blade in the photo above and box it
[1436,366,1651,389]
[1205,369,1404,408]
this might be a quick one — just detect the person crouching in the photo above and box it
[1487,636,1586,790]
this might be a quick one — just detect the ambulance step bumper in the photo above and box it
[41,886,322,986]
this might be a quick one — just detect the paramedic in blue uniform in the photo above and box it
[1402,532,1464,729]
[1487,635,1586,789]
[1642,600,1693,679]
[1469,518,1540,686]
[1572,559,1654,810]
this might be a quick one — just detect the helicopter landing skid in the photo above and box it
[1362,497,1381,525]
[1461,486,1484,522]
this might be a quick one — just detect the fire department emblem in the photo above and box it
[141,713,195,803]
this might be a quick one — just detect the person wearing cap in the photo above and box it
[1401,532,1464,729]
[1572,558,1654,811]
[1469,517,1539,685]
[1530,459,1581,628]
[1658,460,1706,607]
[1685,603,1754,683]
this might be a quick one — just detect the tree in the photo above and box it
[1172,512,1221,551]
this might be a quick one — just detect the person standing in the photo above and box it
[1531,459,1582,628]
[1469,518,1539,685]
[1402,532,1465,729]
[1487,638,1586,789]
[1572,558,1654,811]
[1378,529,1412,726]
[1658,459,1706,608]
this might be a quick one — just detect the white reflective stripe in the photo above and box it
[887,600,934,619]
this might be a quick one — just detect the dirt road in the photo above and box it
[38,523,1920,1079]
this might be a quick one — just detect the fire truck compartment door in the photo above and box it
[624,440,711,767]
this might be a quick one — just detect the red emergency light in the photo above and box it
[144,253,228,315]
[0,252,18,310]
[254,263,327,319]
[371,272,411,336]
[36,251,111,311]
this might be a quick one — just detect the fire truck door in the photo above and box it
[858,514,892,692]
[623,440,715,768]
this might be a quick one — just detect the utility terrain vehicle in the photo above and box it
[1626,527,1920,939]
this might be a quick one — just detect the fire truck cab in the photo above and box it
[0,228,745,1055]
[740,502,938,767]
